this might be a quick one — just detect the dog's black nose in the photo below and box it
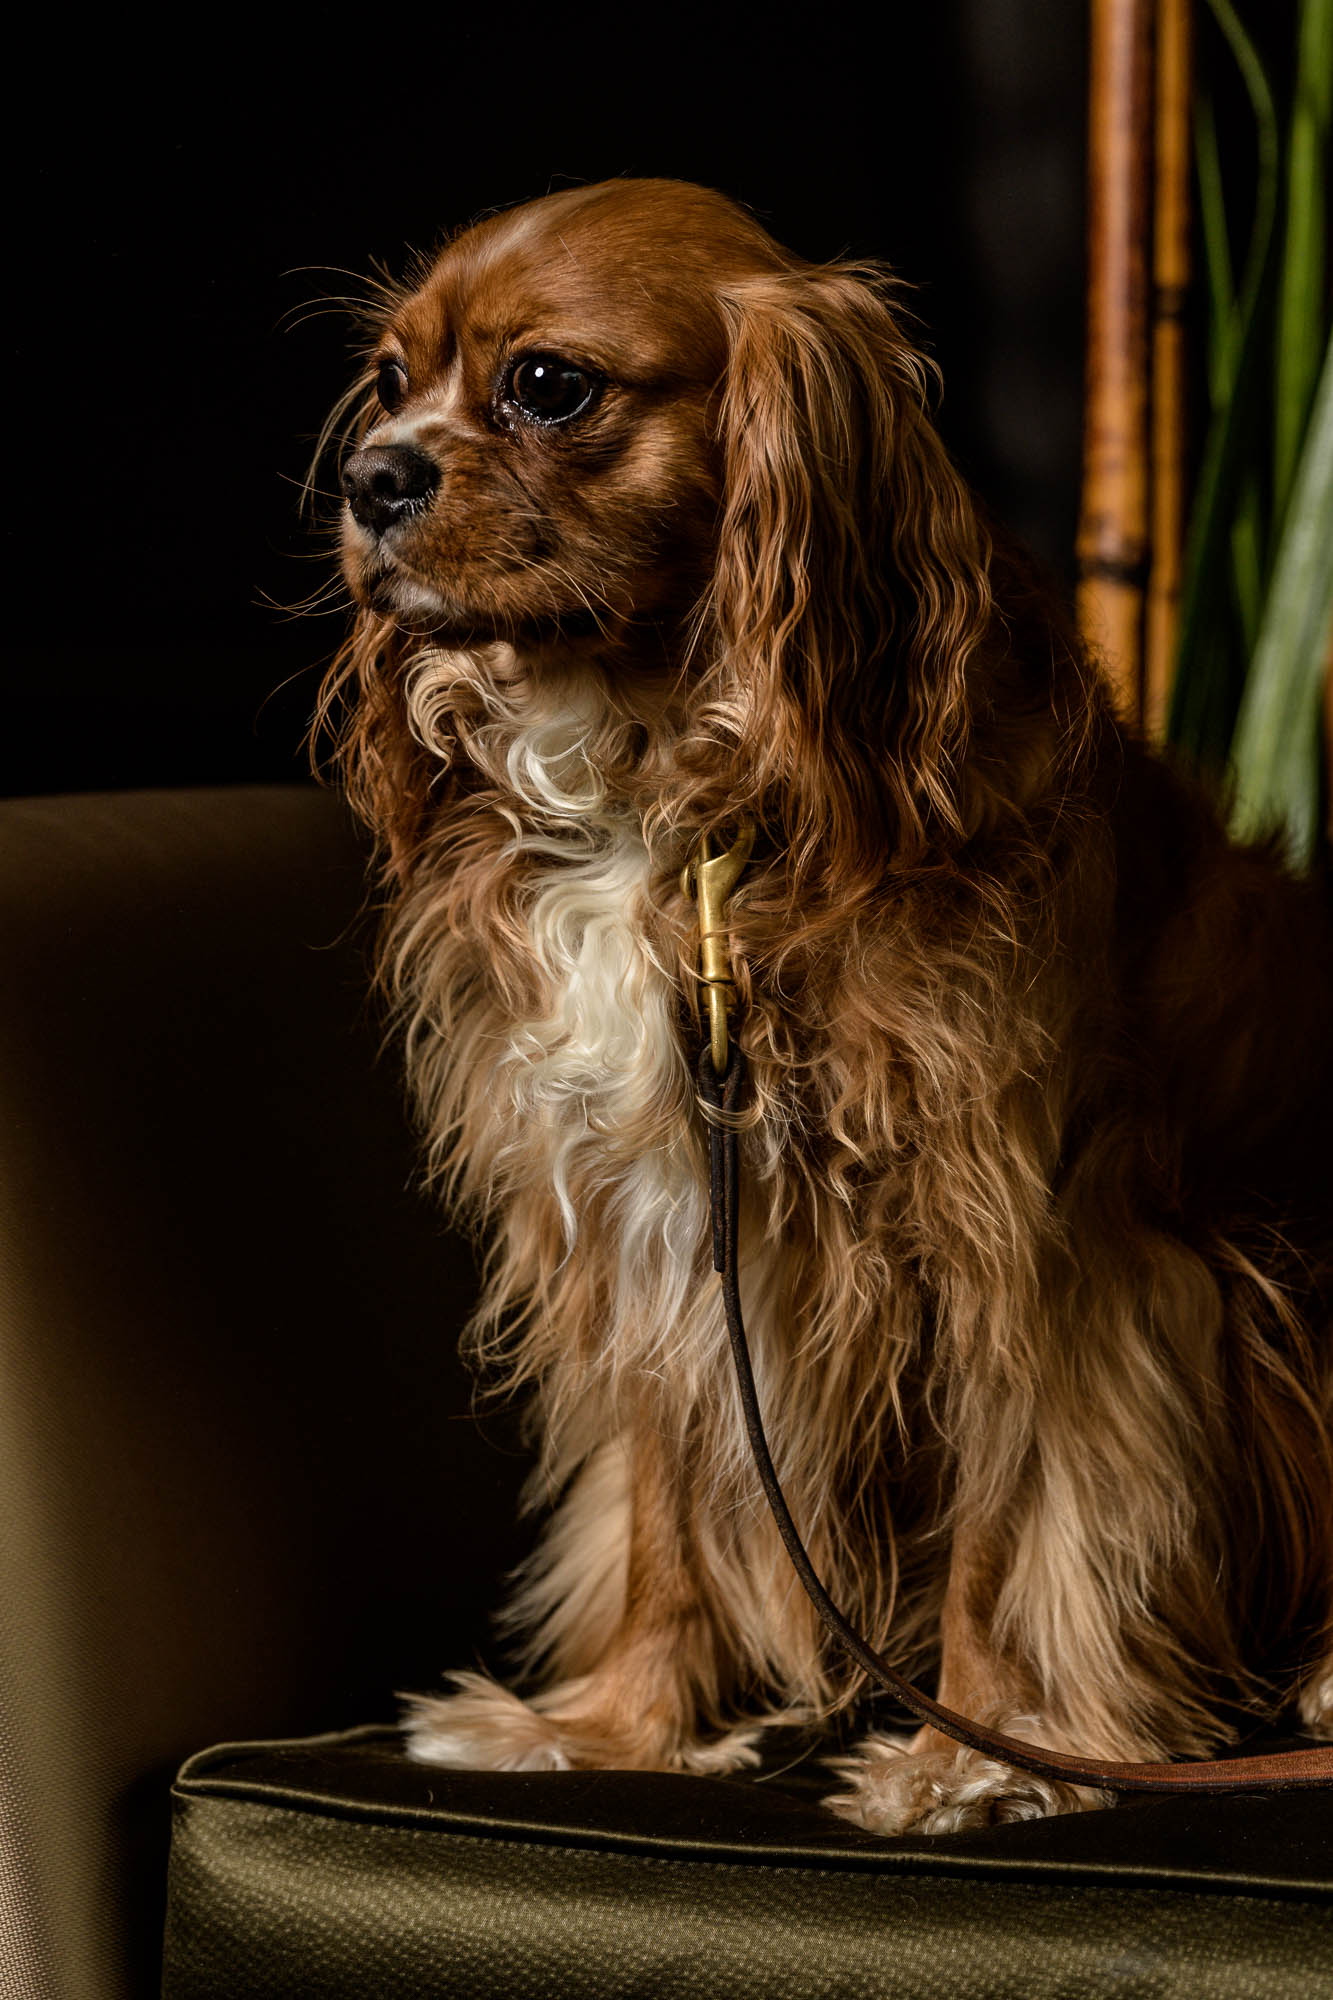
[341,444,439,535]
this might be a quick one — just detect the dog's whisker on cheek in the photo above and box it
[311,177,1333,1823]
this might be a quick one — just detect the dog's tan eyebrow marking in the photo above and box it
[403,317,454,373]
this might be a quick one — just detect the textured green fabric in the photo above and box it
[162,1728,1333,1998]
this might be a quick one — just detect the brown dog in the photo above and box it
[323,178,1333,1832]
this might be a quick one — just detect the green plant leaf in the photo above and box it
[1170,0,1281,769]
[1195,86,1236,406]
[1274,0,1332,530]
[1229,328,1333,865]
[1231,475,1265,656]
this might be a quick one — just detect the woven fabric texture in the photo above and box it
[161,1728,1333,1999]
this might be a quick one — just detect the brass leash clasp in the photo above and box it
[681,820,755,1075]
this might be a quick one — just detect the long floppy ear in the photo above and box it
[312,608,437,882]
[702,264,993,873]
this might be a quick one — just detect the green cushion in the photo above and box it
[162,1725,1332,1998]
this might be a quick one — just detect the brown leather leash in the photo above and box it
[686,830,1333,1796]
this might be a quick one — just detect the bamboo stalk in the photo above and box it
[1078,0,1155,725]
[1145,0,1192,737]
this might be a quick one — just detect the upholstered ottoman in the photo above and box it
[162,1725,1332,1998]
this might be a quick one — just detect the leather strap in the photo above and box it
[699,1043,1333,1795]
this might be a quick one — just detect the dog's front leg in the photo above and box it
[827,1517,1115,1834]
[403,1418,764,1773]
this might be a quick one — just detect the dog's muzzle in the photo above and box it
[341,445,439,537]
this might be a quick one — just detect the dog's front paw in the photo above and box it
[1299,1660,1333,1740]
[401,1670,774,1774]
[825,1723,1111,1836]
[402,1672,577,1770]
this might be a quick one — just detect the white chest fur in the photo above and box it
[404,654,711,1375]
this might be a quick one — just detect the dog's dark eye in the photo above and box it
[376,358,409,413]
[506,354,599,425]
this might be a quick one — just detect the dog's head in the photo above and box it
[327,178,996,875]
[339,180,771,658]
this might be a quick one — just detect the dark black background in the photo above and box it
[6,3,1089,798]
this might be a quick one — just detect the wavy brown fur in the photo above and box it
[315,178,1333,1829]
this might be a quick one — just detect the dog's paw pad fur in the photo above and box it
[402,1672,576,1771]
[1299,1664,1333,1740]
[401,1672,776,1773]
[824,1725,1110,1835]
[674,1721,766,1774]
